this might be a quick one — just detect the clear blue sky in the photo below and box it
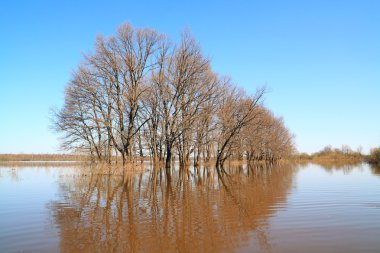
[0,0,379,154]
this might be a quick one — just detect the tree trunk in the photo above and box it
[165,142,172,173]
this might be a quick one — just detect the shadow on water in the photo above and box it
[47,162,298,253]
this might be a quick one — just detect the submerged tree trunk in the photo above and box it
[165,141,172,175]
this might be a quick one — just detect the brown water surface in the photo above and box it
[0,162,379,252]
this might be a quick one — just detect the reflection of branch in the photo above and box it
[216,168,249,217]
[216,164,273,251]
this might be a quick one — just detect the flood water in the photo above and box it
[0,162,379,253]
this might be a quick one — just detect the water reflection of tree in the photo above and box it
[370,164,380,176]
[49,163,297,253]
[300,160,363,175]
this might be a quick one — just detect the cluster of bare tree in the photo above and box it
[53,23,294,170]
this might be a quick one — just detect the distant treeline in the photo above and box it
[52,23,294,172]
[295,145,364,162]
[0,154,86,162]
[295,145,380,166]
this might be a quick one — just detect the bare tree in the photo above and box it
[214,84,265,168]
[150,32,218,172]
[84,23,162,165]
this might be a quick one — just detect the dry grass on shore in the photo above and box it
[0,154,87,162]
